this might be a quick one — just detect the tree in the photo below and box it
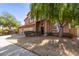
[2,12,20,29]
[0,16,7,30]
[0,16,6,26]
[30,3,79,43]
[0,12,20,34]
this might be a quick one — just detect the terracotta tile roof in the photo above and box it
[24,16,28,21]
[24,11,31,21]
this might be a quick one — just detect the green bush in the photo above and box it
[24,31,36,36]
[14,29,18,33]
[47,32,73,38]
[63,33,73,38]
[24,31,73,38]
[47,32,53,36]
[0,29,3,35]
[47,32,59,36]
[0,29,3,33]
[24,31,42,36]
[3,29,10,35]
[36,31,42,36]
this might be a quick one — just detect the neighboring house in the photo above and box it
[18,12,78,37]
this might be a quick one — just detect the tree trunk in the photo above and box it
[59,26,63,37]
[59,25,63,43]
[8,26,11,34]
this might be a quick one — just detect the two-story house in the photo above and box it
[19,11,78,37]
[18,12,53,34]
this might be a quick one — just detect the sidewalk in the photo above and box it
[0,35,37,56]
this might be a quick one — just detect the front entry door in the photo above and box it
[41,26,44,35]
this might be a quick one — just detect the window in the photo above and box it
[29,18,34,23]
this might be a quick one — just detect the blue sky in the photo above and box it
[0,3,30,25]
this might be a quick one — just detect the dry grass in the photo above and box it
[7,35,79,56]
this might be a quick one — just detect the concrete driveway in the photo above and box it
[0,35,37,56]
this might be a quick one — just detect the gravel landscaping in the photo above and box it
[7,34,79,56]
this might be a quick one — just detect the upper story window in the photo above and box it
[29,18,34,23]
